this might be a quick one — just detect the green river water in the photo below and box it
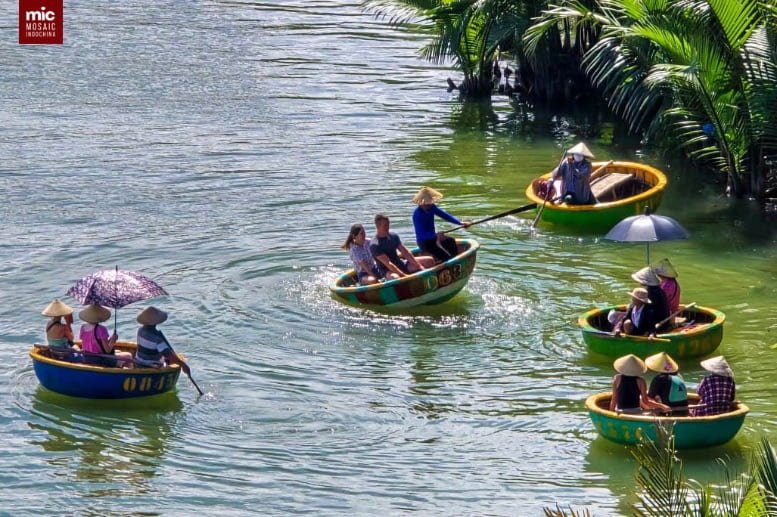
[1,0,776,515]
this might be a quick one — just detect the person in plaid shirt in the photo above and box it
[692,356,736,416]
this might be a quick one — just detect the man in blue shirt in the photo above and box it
[412,187,471,263]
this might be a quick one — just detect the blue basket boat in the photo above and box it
[30,342,181,399]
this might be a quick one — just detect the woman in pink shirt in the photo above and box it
[78,304,132,367]
[654,258,681,313]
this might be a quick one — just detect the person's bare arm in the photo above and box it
[398,243,423,271]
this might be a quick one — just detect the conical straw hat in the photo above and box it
[566,142,594,158]
[653,258,678,278]
[700,356,734,378]
[645,352,678,373]
[41,298,73,317]
[631,267,661,287]
[78,304,111,324]
[137,306,168,326]
[412,187,443,205]
[613,354,647,376]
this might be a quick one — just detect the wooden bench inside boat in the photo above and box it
[591,172,639,202]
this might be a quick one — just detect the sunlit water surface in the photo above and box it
[1,1,776,515]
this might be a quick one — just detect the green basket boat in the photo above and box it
[525,161,667,231]
[330,239,479,309]
[586,392,749,449]
[579,304,725,359]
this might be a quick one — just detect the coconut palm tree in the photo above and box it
[525,0,777,198]
[364,0,527,99]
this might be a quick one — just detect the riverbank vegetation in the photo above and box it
[364,0,777,201]
[544,428,777,516]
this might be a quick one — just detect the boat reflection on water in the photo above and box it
[28,387,183,494]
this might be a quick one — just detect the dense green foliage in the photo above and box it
[544,427,777,516]
[366,0,777,199]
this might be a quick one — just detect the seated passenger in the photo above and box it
[692,356,736,416]
[135,307,191,375]
[653,258,681,314]
[370,213,434,279]
[632,266,670,326]
[609,354,670,413]
[341,223,380,285]
[42,298,76,352]
[411,187,471,263]
[613,288,659,337]
[646,352,688,416]
[78,305,133,367]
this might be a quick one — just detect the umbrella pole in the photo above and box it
[646,243,651,265]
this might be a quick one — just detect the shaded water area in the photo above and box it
[1,0,776,514]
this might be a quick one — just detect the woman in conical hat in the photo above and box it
[645,352,688,416]
[692,356,736,417]
[78,305,133,368]
[411,186,472,263]
[653,258,681,313]
[42,298,75,351]
[632,266,670,328]
[609,354,670,413]
[551,142,596,205]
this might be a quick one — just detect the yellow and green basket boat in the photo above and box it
[587,392,749,449]
[525,161,667,231]
[330,239,479,309]
[579,304,725,359]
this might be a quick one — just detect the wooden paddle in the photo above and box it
[589,330,672,343]
[442,202,537,234]
[531,160,614,228]
[160,335,204,396]
[530,151,567,229]
[655,302,697,330]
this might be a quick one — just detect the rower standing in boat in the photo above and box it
[411,187,472,263]
[552,142,596,205]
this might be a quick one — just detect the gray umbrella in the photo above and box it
[605,211,689,264]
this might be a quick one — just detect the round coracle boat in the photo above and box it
[578,304,725,359]
[330,238,479,309]
[586,392,749,449]
[30,341,181,399]
[525,161,667,231]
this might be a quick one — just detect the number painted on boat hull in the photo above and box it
[123,374,177,393]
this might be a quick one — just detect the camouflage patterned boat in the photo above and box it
[587,392,749,449]
[578,304,725,359]
[525,161,667,231]
[330,239,479,309]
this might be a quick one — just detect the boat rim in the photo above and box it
[330,238,480,293]
[524,160,668,210]
[30,343,180,374]
[586,392,750,422]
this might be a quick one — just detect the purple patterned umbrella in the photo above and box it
[67,267,168,330]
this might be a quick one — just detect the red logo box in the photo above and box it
[19,0,63,44]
